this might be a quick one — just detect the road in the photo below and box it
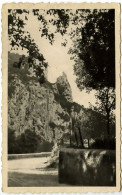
[8,156,66,187]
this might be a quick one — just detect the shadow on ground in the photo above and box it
[8,172,67,187]
[8,156,68,187]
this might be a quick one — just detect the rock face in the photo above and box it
[8,52,72,152]
[56,72,73,103]
[8,77,71,141]
[59,148,116,186]
[8,52,115,154]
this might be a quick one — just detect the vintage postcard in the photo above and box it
[2,3,121,193]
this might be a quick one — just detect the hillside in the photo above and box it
[8,52,115,154]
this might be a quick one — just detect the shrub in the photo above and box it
[90,138,116,150]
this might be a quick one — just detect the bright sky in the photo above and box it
[9,10,96,108]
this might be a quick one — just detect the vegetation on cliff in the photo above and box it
[8,52,115,154]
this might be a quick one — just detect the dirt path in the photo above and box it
[8,172,61,187]
[8,156,58,175]
[8,156,67,186]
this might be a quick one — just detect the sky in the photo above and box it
[9,10,96,108]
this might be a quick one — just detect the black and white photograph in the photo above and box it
[2,3,121,193]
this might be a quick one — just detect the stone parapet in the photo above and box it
[59,148,115,186]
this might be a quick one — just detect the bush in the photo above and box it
[8,128,54,154]
[8,128,17,154]
[46,143,59,168]
[90,138,116,150]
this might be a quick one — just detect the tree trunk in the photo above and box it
[52,129,55,144]
[74,131,79,148]
[78,127,84,148]
[106,110,110,148]
[88,138,89,148]
[70,129,72,147]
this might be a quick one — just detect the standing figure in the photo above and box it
[70,107,84,148]
[70,106,78,147]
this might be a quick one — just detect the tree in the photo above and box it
[70,9,115,91]
[93,87,115,141]
[8,9,71,50]
[33,9,70,43]
[78,109,105,139]
[8,9,88,51]
[69,10,115,145]
[8,128,16,154]
[8,9,48,83]
[8,9,77,83]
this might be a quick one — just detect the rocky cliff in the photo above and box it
[8,52,73,153]
[8,52,115,154]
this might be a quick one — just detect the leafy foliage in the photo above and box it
[70,9,115,90]
[90,138,115,150]
[8,128,17,154]
[33,9,70,44]
[68,10,115,143]
[8,128,53,154]
[93,87,115,140]
[94,87,115,117]
[78,109,106,140]
[8,9,48,82]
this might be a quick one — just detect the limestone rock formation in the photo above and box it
[8,52,115,154]
[56,72,73,103]
[8,52,72,153]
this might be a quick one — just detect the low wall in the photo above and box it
[59,148,115,186]
[8,152,51,160]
